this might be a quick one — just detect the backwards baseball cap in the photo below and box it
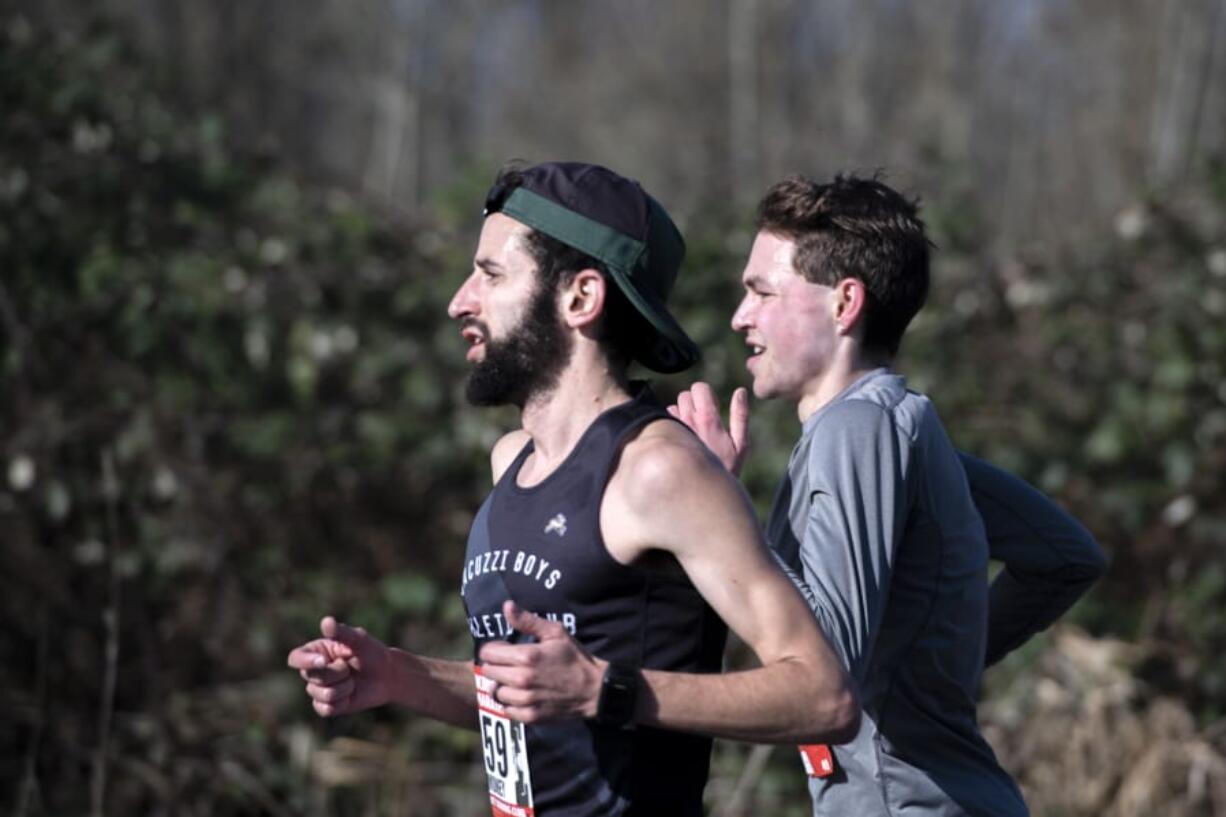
[482,161,699,374]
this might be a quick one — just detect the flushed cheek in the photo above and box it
[756,330,819,389]
[748,353,784,399]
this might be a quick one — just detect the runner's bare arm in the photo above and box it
[287,617,479,729]
[382,651,478,729]
[480,421,859,744]
[609,423,857,742]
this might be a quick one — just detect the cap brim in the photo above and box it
[605,264,700,373]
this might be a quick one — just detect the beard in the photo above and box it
[464,282,573,408]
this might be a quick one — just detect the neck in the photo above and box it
[796,345,891,423]
[520,351,631,465]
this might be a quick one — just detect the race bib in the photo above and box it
[798,743,835,778]
[475,666,535,817]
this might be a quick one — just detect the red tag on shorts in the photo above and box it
[798,743,835,778]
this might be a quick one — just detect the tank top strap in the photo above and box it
[498,382,677,492]
[497,436,537,489]
[587,385,678,488]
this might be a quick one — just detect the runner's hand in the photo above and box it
[286,617,393,717]
[668,382,750,476]
[477,601,607,723]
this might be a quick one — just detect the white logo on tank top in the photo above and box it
[544,514,567,537]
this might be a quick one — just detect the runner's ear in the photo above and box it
[561,269,607,330]
[833,277,868,336]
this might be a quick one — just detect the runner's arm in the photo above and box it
[959,452,1108,666]
[783,400,909,680]
[287,618,479,730]
[628,431,856,743]
[383,651,480,729]
[675,390,917,684]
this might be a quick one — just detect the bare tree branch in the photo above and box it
[90,450,122,817]
[13,603,49,817]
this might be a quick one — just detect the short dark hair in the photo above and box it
[755,173,932,356]
[492,164,652,371]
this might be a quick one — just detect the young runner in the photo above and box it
[668,174,1108,816]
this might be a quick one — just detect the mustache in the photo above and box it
[460,318,490,338]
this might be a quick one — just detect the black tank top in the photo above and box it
[460,385,727,817]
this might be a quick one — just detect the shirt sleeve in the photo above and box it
[795,400,908,680]
[959,452,1108,666]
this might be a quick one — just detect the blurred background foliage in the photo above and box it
[2,5,1226,816]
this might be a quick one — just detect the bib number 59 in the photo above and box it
[481,713,510,778]
[474,665,535,816]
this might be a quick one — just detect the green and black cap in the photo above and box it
[483,161,700,374]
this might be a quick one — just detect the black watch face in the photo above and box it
[598,665,637,726]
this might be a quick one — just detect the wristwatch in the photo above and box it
[595,662,639,728]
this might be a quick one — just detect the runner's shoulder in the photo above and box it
[490,429,531,484]
[613,419,725,510]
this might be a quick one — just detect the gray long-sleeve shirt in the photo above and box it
[766,369,1105,817]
